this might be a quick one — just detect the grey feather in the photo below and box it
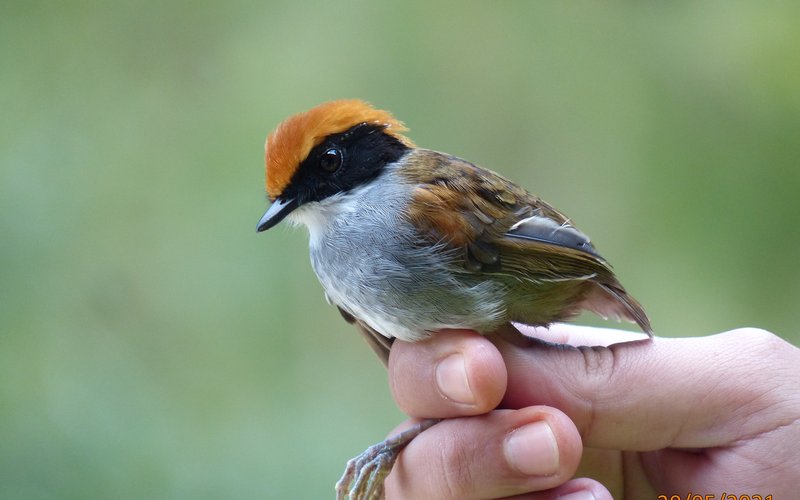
[507,215,602,259]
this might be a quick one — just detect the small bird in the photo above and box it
[257,99,651,499]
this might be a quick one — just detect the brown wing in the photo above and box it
[401,149,652,334]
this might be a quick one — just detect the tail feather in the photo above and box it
[581,283,653,336]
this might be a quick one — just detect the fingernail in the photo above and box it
[558,491,596,500]
[435,353,475,404]
[504,420,559,476]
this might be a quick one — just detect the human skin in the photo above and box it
[383,326,800,499]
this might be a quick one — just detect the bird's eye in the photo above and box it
[319,148,343,172]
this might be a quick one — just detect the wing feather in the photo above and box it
[400,149,652,334]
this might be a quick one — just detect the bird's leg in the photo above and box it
[335,417,441,500]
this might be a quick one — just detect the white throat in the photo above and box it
[286,183,373,247]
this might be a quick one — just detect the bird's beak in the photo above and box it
[256,197,298,232]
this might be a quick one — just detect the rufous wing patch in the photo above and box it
[401,150,619,281]
[403,150,532,253]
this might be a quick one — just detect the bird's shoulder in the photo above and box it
[398,149,607,276]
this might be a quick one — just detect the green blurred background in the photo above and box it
[2,2,799,498]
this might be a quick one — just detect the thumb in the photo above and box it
[495,326,796,451]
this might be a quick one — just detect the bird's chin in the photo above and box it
[287,192,361,244]
[285,204,320,228]
[286,203,330,244]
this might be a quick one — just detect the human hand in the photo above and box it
[383,326,800,499]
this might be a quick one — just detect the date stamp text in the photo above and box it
[658,495,772,500]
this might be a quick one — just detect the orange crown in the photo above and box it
[264,99,413,199]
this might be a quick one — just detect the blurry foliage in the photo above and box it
[2,1,799,498]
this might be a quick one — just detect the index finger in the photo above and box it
[497,327,799,450]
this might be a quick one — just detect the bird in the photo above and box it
[256,99,651,499]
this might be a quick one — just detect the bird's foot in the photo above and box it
[335,418,440,500]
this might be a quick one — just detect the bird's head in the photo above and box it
[256,99,413,232]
